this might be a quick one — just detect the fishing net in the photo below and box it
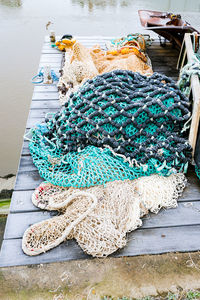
[28,70,191,188]
[22,174,186,257]
[106,34,153,52]
[90,45,152,73]
[58,42,153,105]
[195,166,200,179]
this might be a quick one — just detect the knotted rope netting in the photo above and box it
[22,174,187,257]
[28,70,192,188]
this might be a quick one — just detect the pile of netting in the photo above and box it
[28,70,192,188]
[58,41,153,105]
[22,173,186,257]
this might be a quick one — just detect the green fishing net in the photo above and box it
[28,70,191,188]
[195,166,200,179]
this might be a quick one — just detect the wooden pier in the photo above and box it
[0,37,200,267]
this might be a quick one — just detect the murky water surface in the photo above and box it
[0,0,200,175]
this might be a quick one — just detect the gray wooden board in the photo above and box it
[14,170,43,191]
[26,109,57,128]
[10,190,40,213]
[33,85,58,93]
[30,100,60,110]
[14,151,200,200]
[1,225,200,267]
[39,62,61,68]
[10,174,200,213]
[28,108,56,119]
[1,36,200,268]
[32,92,59,100]
[5,201,200,240]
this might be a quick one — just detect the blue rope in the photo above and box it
[31,67,59,84]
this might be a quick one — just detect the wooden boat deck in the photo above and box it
[0,36,200,267]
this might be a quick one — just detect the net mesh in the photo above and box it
[28,70,191,188]
[58,42,153,105]
[22,174,186,257]
[195,165,200,179]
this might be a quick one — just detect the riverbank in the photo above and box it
[1,253,200,300]
[0,175,15,247]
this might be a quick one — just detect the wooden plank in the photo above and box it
[14,170,43,191]
[5,200,200,240]
[17,156,37,172]
[1,225,200,267]
[151,66,178,72]
[26,109,57,128]
[37,66,60,74]
[14,154,200,200]
[4,211,57,239]
[177,38,186,69]
[15,166,200,199]
[42,48,61,54]
[40,55,62,63]
[39,62,61,68]
[10,190,40,213]
[0,238,89,267]
[150,57,178,63]
[147,50,179,57]
[21,141,30,156]
[30,100,60,110]
[9,162,200,213]
[26,119,43,129]
[40,53,62,57]
[32,92,59,101]
[28,108,56,119]
[33,85,58,93]
[11,175,200,213]
[152,71,178,79]
[44,36,115,42]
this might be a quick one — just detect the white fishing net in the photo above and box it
[22,173,186,257]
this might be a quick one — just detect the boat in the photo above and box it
[138,10,199,48]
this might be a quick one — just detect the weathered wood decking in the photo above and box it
[0,36,200,268]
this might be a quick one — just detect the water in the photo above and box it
[0,0,200,175]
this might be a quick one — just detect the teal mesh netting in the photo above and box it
[28,70,192,188]
[195,166,200,179]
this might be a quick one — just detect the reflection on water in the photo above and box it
[71,0,200,12]
[0,0,200,175]
[71,0,132,10]
[0,0,21,7]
